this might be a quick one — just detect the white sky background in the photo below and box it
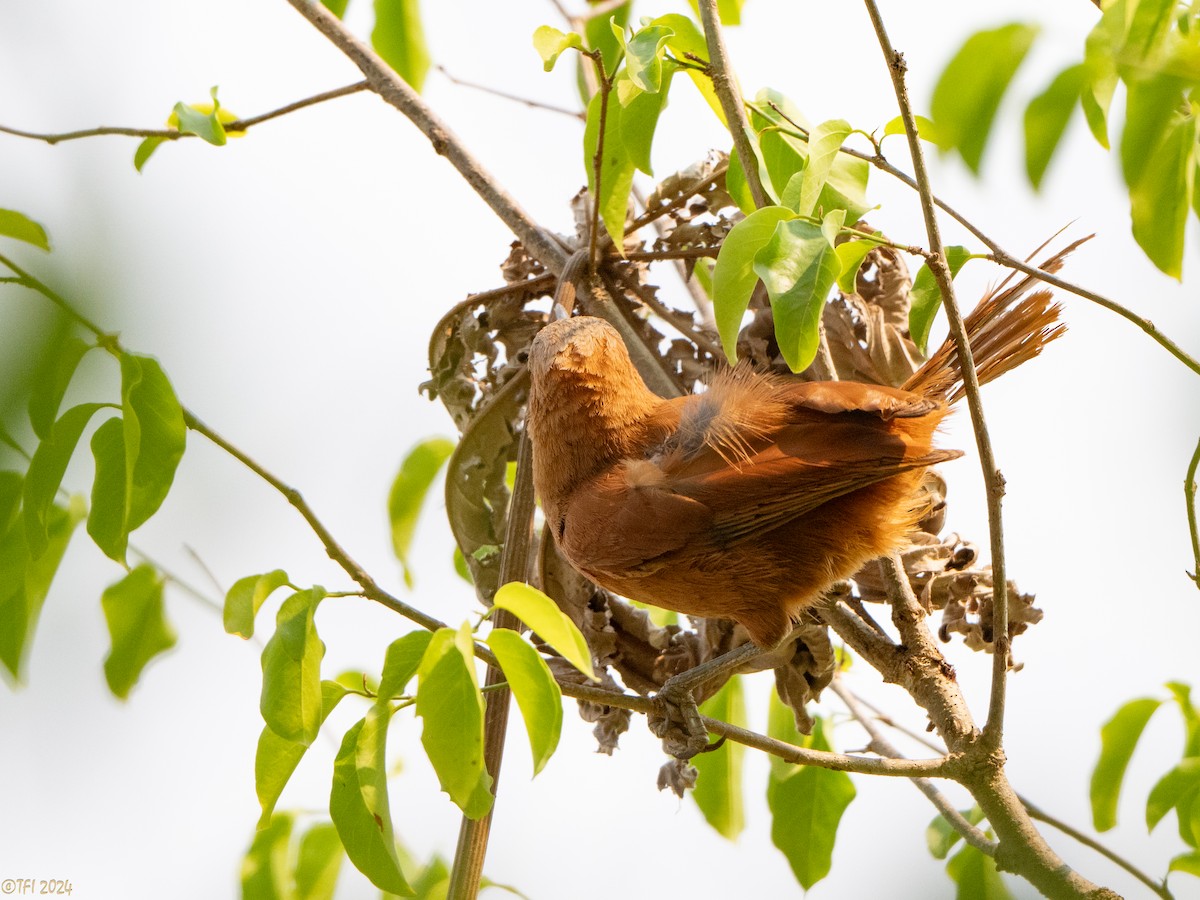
[2,1,1199,898]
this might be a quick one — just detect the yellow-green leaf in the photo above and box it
[492,583,595,681]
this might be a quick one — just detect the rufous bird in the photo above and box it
[526,266,1069,650]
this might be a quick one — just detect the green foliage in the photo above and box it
[533,25,582,72]
[492,581,595,680]
[765,701,855,889]
[320,0,350,18]
[388,437,455,588]
[100,564,177,699]
[0,208,51,251]
[752,211,844,372]
[225,569,292,639]
[931,24,1039,173]
[256,680,348,827]
[261,588,327,746]
[938,5,1200,276]
[373,0,430,93]
[711,204,794,361]
[242,813,294,900]
[415,622,493,819]
[0,491,84,683]
[169,87,233,146]
[377,629,434,701]
[28,337,90,440]
[690,675,746,840]
[486,628,563,775]
[1091,696,1163,831]
[927,806,987,860]
[908,246,974,354]
[293,822,344,900]
[330,712,412,896]
[945,842,1014,899]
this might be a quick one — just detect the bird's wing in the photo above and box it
[664,415,958,546]
[559,462,715,576]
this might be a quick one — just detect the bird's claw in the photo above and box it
[649,680,710,760]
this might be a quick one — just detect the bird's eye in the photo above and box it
[516,349,529,364]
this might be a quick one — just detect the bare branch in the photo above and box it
[832,678,997,855]
[861,2,1012,752]
[436,64,584,119]
[0,81,370,144]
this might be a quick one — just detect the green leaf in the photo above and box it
[329,712,412,896]
[486,628,563,775]
[583,89,637,248]
[23,402,109,558]
[1081,71,1117,149]
[927,806,986,859]
[792,119,852,217]
[240,813,293,900]
[0,208,51,251]
[256,680,348,827]
[760,123,871,224]
[724,145,756,215]
[225,570,291,639]
[752,214,842,373]
[1024,64,1086,190]
[261,588,327,745]
[767,715,856,890]
[416,623,493,818]
[377,629,434,701]
[931,24,1039,173]
[133,136,167,172]
[581,2,629,79]
[1147,759,1200,831]
[373,0,430,93]
[388,437,454,588]
[0,494,85,683]
[492,582,596,681]
[171,91,227,146]
[625,24,673,93]
[945,842,1014,899]
[711,205,796,362]
[1170,850,1200,876]
[1121,73,1190,189]
[294,822,344,900]
[1091,697,1163,831]
[320,0,350,18]
[119,353,186,532]
[1130,113,1196,279]
[909,246,973,355]
[86,416,129,562]
[619,67,674,176]
[532,25,583,72]
[0,472,21,536]
[651,14,723,124]
[691,675,746,840]
[834,238,875,295]
[28,336,91,440]
[100,564,177,699]
[883,114,947,146]
[686,0,743,25]
[1179,784,1200,847]
[1167,681,1200,757]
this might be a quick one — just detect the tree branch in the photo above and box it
[0,81,371,144]
[694,0,769,210]
[862,1,1012,753]
[831,677,998,855]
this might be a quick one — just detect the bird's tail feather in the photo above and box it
[903,236,1090,403]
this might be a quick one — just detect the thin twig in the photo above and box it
[695,1,767,209]
[584,50,613,272]
[0,81,371,145]
[813,130,1200,378]
[832,678,997,855]
[446,431,537,900]
[435,65,584,119]
[862,3,1011,752]
[1187,435,1200,585]
[611,264,725,359]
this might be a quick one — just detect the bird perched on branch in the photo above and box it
[526,253,1073,650]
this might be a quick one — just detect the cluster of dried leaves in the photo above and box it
[424,155,1042,760]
